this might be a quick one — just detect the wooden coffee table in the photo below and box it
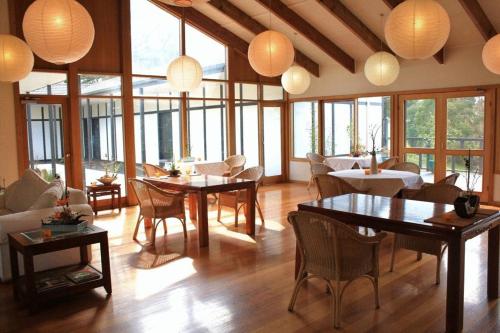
[8,225,112,313]
[86,184,122,215]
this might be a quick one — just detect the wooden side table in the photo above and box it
[86,184,122,216]
[8,225,112,313]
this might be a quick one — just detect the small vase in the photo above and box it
[370,154,378,174]
[453,195,480,218]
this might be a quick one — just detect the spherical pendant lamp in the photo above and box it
[384,0,450,60]
[0,34,34,83]
[248,30,295,77]
[482,34,500,75]
[22,0,95,65]
[364,51,400,86]
[281,65,310,95]
[167,55,203,92]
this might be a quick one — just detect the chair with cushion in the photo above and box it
[390,183,462,284]
[378,157,398,169]
[224,155,246,177]
[0,169,93,281]
[306,153,326,190]
[288,211,386,328]
[315,175,365,200]
[389,162,420,174]
[143,163,169,177]
[129,178,187,247]
[217,166,264,226]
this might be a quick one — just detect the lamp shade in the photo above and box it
[482,34,500,75]
[281,65,310,95]
[0,34,34,83]
[364,51,400,86]
[22,0,95,65]
[167,55,203,92]
[248,30,295,77]
[385,0,450,60]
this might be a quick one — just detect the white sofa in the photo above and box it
[0,169,94,281]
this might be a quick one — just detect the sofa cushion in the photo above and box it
[5,169,50,212]
[28,185,63,210]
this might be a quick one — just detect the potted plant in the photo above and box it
[169,160,181,177]
[453,150,480,218]
[98,161,119,185]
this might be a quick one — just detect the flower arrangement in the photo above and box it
[463,150,480,196]
[453,150,480,218]
[98,161,120,185]
[169,159,181,177]
[43,186,88,229]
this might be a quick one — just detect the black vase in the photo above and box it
[453,195,480,218]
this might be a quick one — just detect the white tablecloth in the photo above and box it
[328,169,424,197]
[325,156,372,171]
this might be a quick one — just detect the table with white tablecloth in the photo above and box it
[325,156,372,170]
[328,169,424,197]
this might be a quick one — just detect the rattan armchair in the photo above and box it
[390,183,462,284]
[389,162,420,174]
[217,166,265,226]
[311,164,334,199]
[378,157,398,169]
[314,174,366,200]
[288,211,387,328]
[143,163,169,177]
[129,178,187,247]
[306,153,326,190]
[224,155,246,176]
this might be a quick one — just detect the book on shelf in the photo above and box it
[36,276,72,292]
[65,268,101,284]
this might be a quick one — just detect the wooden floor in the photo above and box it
[0,183,498,333]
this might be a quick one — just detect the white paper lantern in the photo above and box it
[0,34,34,83]
[167,55,203,92]
[364,51,400,86]
[248,30,295,77]
[385,0,450,60]
[482,34,500,75]
[281,65,310,94]
[22,0,95,65]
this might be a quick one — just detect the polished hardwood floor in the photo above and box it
[0,183,498,332]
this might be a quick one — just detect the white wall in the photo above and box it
[0,0,19,186]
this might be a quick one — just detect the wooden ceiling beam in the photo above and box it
[254,0,355,73]
[457,0,497,40]
[151,0,249,58]
[208,0,319,77]
[317,0,391,53]
[382,0,445,64]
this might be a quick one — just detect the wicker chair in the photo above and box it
[306,153,326,190]
[436,173,460,185]
[143,164,169,177]
[389,162,420,174]
[378,157,398,169]
[224,155,246,176]
[217,166,265,226]
[129,178,187,247]
[315,175,366,200]
[390,184,462,284]
[311,164,334,199]
[288,211,387,328]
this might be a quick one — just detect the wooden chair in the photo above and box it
[390,183,462,284]
[306,152,326,190]
[378,157,398,169]
[389,162,420,174]
[143,163,169,177]
[288,211,387,328]
[224,155,246,176]
[314,174,366,200]
[217,166,264,226]
[129,178,187,247]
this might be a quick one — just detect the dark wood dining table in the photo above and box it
[145,175,256,248]
[297,193,500,333]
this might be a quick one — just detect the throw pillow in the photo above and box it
[28,185,64,210]
[5,169,50,212]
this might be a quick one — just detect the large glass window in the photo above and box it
[185,24,226,80]
[131,0,180,76]
[19,72,68,95]
[405,99,435,148]
[235,83,259,167]
[187,100,227,161]
[447,97,485,150]
[292,102,319,158]
[323,101,354,156]
[357,96,391,157]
